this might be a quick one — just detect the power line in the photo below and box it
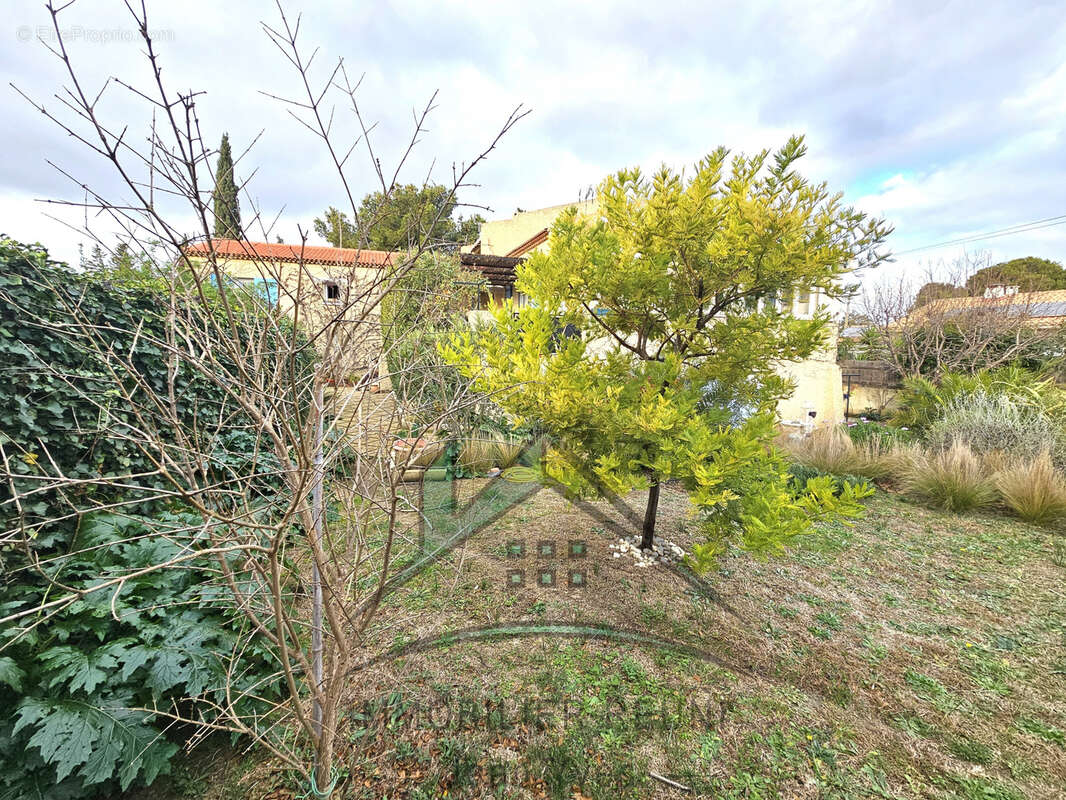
[896,213,1066,256]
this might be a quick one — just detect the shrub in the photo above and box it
[902,440,998,512]
[994,452,1066,526]
[925,392,1066,466]
[0,513,280,800]
[0,238,306,530]
[893,372,984,431]
[894,366,1066,432]
[785,463,867,496]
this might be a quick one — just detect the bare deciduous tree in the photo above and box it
[3,0,525,792]
[862,252,1066,379]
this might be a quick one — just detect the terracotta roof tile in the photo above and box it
[183,238,396,267]
[922,289,1066,315]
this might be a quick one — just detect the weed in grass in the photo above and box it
[810,611,844,641]
[1053,536,1066,566]
[947,775,1025,800]
[438,736,478,790]
[618,656,645,681]
[525,739,586,799]
[827,678,853,707]
[800,520,855,559]
[393,739,417,761]
[892,712,938,739]
[905,669,959,712]
[960,647,1019,695]
[639,602,667,626]
[762,620,783,639]
[947,735,994,764]
[861,636,888,664]
[1016,716,1066,746]
[698,732,722,763]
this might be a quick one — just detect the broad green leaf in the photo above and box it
[145,648,190,696]
[41,646,119,695]
[16,699,100,782]
[0,656,24,692]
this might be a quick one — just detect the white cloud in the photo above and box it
[0,0,1063,278]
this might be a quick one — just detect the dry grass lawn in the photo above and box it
[160,483,1066,799]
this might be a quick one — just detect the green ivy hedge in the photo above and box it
[0,237,306,799]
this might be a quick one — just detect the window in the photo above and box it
[796,289,810,316]
[323,280,342,304]
[209,274,278,307]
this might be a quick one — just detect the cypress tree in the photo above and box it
[213,133,242,239]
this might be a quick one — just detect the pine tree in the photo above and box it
[313,184,484,249]
[213,133,241,239]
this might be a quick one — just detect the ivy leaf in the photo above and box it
[14,698,100,783]
[0,657,24,692]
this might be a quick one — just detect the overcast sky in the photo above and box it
[1,0,1064,285]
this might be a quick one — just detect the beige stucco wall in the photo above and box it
[479,201,595,256]
[188,255,387,378]
[776,358,844,426]
[775,325,846,425]
[846,385,900,417]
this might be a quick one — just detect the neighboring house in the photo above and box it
[474,204,845,425]
[905,288,1066,329]
[183,238,397,379]
[182,238,521,380]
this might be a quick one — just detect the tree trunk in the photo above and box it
[641,479,660,550]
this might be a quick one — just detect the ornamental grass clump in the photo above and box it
[902,439,997,513]
[493,433,526,469]
[785,425,860,475]
[994,451,1066,526]
[785,425,892,481]
[457,436,499,474]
